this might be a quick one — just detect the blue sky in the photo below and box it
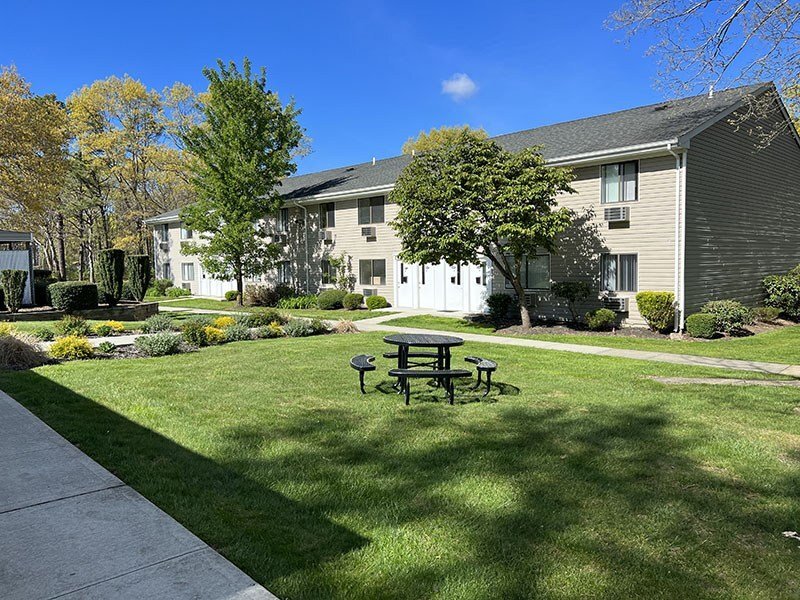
[3,0,665,175]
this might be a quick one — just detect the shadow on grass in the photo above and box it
[0,370,368,591]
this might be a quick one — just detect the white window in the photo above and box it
[601,161,638,203]
[505,254,550,290]
[160,224,169,240]
[181,263,195,281]
[278,261,291,284]
[358,197,385,225]
[359,259,386,286]
[162,263,172,280]
[180,224,193,240]
[601,254,638,292]
[321,259,336,285]
[277,208,290,233]
[319,202,336,228]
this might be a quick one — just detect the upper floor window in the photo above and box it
[159,224,169,240]
[505,254,551,290]
[358,196,384,225]
[319,202,336,228]
[359,259,386,286]
[601,253,638,292]
[601,161,638,203]
[180,224,193,240]
[277,207,290,233]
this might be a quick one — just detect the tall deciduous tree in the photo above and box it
[180,59,304,304]
[402,125,488,154]
[0,66,68,213]
[391,131,575,328]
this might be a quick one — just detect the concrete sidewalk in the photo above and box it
[357,314,800,377]
[0,390,276,600]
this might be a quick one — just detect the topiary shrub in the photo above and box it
[343,292,364,310]
[244,284,279,307]
[486,293,515,321]
[33,270,57,307]
[283,318,316,337]
[50,335,94,360]
[256,322,285,338]
[166,286,190,298]
[224,323,252,342]
[701,300,753,334]
[551,281,591,322]
[277,294,317,309]
[225,290,239,302]
[212,315,236,329]
[763,273,800,320]
[54,315,91,337]
[96,249,125,306]
[135,332,183,357]
[365,295,388,310]
[203,326,225,345]
[317,289,348,310]
[0,332,49,370]
[0,270,28,313]
[141,313,175,333]
[585,308,616,331]
[686,313,717,338]
[125,255,151,302]
[32,327,55,342]
[181,319,208,347]
[635,291,675,332]
[753,306,781,323]
[49,281,99,312]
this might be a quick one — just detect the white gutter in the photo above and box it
[288,183,396,204]
[289,200,311,293]
[666,143,687,330]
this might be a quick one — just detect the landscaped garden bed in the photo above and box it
[0,334,797,598]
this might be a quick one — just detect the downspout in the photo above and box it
[667,144,686,330]
[290,200,310,293]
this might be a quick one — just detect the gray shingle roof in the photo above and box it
[147,83,767,221]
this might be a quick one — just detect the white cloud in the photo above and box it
[441,73,478,102]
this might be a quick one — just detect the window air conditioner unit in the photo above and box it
[604,206,630,222]
[159,241,169,250]
[322,230,334,244]
[363,288,378,297]
[361,226,376,238]
[602,297,628,312]
[272,233,286,244]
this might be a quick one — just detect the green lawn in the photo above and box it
[160,297,395,321]
[1,312,214,335]
[382,315,800,365]
[1,334,798,598]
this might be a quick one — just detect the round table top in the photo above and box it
[383,333,464,347]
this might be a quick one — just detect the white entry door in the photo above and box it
[395,260,416,308]
[418,263,437,309]
[444,263,464,311]
[199,266,236,298]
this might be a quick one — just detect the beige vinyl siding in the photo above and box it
[684,105,800,315]
[492,155,677,326]
[153,222,203,295]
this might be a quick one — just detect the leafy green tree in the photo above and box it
[180,59,304,304]
[402,125,487,154]
[391,131,575,328]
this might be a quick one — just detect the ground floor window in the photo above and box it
[181,263,195,281]
[278,261,291,284]
[321,259,336,285]
[601,253,637,292]
[162,262,171,280]
[505,254,550,290]
[359,259,386,286]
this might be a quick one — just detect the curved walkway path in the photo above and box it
[357,312,800,377]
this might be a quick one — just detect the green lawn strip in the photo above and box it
[4,312,211,335]
[159,298,395,321]
[1,334,797,598]
[382,315,800,365]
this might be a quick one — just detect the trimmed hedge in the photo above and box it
[125,255,151,302]
[365,295,388,310]
[763,273,800,320]
[486,293,515,320]
[585,308,616,331]
[701,300,753,333]
[343,292,363,310]
[96,249,125,306]
[0,270,28,313]
[48,281,99,312]
[635,291,675,332]
[317,289,348,310]
[225,290,239,302]
[686,313,717,338]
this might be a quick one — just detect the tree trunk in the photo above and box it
[510,277,532,328]
[56,212,67,280]
[235,271,244,307]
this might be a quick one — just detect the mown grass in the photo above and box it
[381,315,800,365]
[0,312,214,335]
[159,297,395,321]
[0,333,798,598]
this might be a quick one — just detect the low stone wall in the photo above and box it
[0,302,159,322]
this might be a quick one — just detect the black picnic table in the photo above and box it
[383,333,464,371]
